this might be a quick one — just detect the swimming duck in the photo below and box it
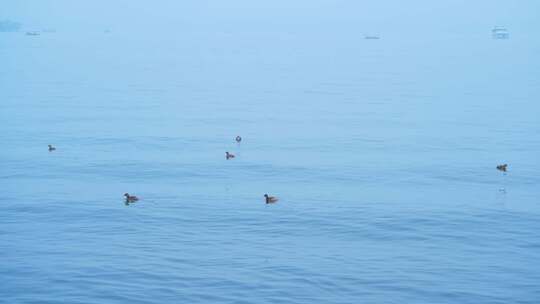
[124,193,139,202]
[496,164,508,172]
[236,136,242,143]
[264,194,278,204]
[48,144,56,151]
[226,152,235,160]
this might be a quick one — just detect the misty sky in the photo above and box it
[2,1,540,36]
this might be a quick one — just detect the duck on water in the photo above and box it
[264,194,278,204]
[496,164,508,172]
[124,193,139,203]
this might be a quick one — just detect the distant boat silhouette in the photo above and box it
[492,27,509,39]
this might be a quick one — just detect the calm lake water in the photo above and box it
[1,28,539,303]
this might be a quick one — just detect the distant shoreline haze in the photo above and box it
[0,20,22,32]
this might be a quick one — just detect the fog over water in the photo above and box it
[1,1,539,303]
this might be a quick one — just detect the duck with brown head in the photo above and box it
[264,194,278,204]
[124,193,139,203]
[496,164,508,172]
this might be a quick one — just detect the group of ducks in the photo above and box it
[122,193,278,203]
[122,193,279,204]
[48,139,508,205]
[48,136,280,205]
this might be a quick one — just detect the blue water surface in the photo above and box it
[1,25,539,303]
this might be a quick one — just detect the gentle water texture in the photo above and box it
[1,28,539,303]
